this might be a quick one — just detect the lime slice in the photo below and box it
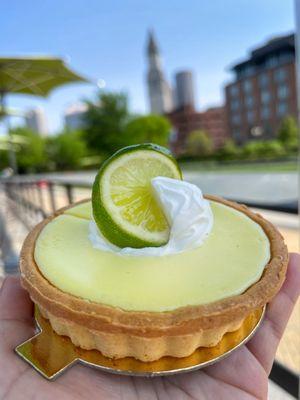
[92,144,182,248]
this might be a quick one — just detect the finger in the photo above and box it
[0,276,33,323]
[247,253,300,375]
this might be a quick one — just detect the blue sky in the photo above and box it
[1,0,295,133]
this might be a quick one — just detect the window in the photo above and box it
[231,114,241,125]
[229,85,239,97]
[244,65,255,77]
[237,64,256,79]
[230,99,240,111]
[261,106,270,120]
[169,130,178,142]
[243,79,252,93]
[258,73,269,88]
[245,96,254,108]
[232,129,242,143]
[274,67,287,82]
[263,123,272,137]
[277,84,289,99]
[246,110,255,124]
[266,55,278,68]
[277,102,288,116]
[261,90,271,104]
[279,52,294,64]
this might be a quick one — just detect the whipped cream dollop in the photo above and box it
[89,177,213,257]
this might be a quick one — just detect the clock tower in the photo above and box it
[146,31,173,114]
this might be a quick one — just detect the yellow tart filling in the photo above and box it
[64,201,92,220]
[34,201,270,312]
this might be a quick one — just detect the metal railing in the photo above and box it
[2,178,91,229]
[2,177,298,225]
[1,176,299,398]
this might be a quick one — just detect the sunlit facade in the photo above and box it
[225,34,297,144]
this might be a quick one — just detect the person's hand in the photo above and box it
[1,253,299,400]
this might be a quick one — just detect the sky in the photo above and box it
[0,0,295,134]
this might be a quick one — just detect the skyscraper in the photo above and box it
[146,30,173,114]
[25,107,48,136]
[175,71,195,109]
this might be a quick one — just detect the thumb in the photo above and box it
[247,253,300,374]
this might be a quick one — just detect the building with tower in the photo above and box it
[146,31,173,114]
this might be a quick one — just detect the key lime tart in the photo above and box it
[20,144,288,362]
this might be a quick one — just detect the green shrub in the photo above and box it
[277,116,298,146]
[185,130,213,157]
[242,140,285,160]
[217,139,240,160]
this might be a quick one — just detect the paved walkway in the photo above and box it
[0,193,28,276]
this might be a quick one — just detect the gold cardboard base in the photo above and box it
[15,306,265,380]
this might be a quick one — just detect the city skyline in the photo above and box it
[0,0,294,134]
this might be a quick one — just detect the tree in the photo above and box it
[277,116,299,150]
[47,131,87,171]
[0,149,9,171]
[124,115,171,147]
[83,92,129,154]
[10,127,47,173]
[186,130,213,157]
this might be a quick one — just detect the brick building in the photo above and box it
[225,33,297,145]
[167,105,227,155]
[200,106,227,148]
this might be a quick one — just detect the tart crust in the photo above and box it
[20,196,288,361]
